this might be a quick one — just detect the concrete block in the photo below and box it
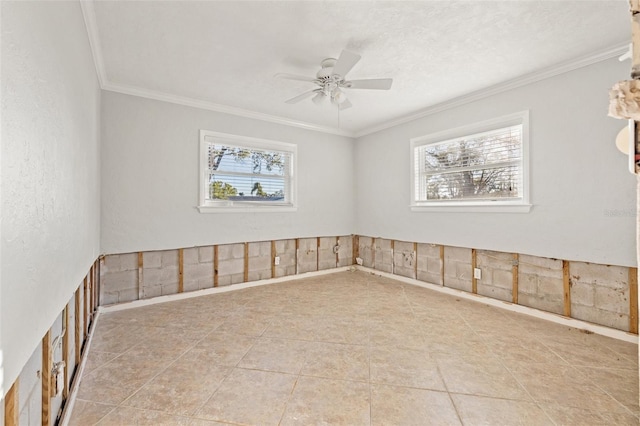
[537,277,563,298]
[199,246,214,262]
[183,247,199,265]
[217,273,244,286]
[417,270,441,285]
[359,237,374,268]
[454,262,471,281]
[417,243,440,258]
[118,287,138,303]
[395,265,415,279]
[337,236,353,267]
[218,258,244,276]
[104,253,138,273]
[445,276,472,292]
[249,241,271,257]
[142,284,162,299]
[102,270,138,292]
[143,251,162,269]
[101,291,119,305]
[492,269,514,290]
[185,262,213,283]
[319,237,336,250]
[445,246,471,263]
[299,238,317,252]
[477,284,511,302]
[249,270,271,282]
[518,294,563,315]
[570,282,595,307]
[571,305,629,331]
[161,282,179,296]
[249,255,271,273]
[183,278,200,293]
[571,262,628,289]
[517,274,537,295]
[595,286,630,314]
[275,239,295,252]
[275,264,296,278]
[161,250,179,267]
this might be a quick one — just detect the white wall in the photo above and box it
[355,58,636,267]
[101,91,355,254]
[1,1,101,390]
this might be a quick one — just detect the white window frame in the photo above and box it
[410,111,531,213]
[198,130,297,213]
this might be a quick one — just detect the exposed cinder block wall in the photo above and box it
[518,255,564,315]
[298,238,318,274]
[248,241,272,282]
[101,253,138,305]
[217,243,245,286]
[143,249,179,298]
[417,243,442,285]
[275,239,296,277]
[318,237,338,271]
[444,246,472,292]
[393,241,416,279]
[374,238,393,273]
[476,250,513,302]
[183,246,214,291]
[570,262,630,331]
[337,235,353,267]
[358,236,375,268]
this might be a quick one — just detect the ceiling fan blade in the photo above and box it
[347,78,393,90]
[332,50,361,78]
[275,73,317,83]
[339,98,352,110]
[285,90,316,104]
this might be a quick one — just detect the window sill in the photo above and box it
[197,205,298,213]
[411,203,532,213]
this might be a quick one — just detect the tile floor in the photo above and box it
[69,271,639,425]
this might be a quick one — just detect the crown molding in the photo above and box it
[102,82,354,137]
[354,42,629,138]
[81,1,626,140]
[80,0,106,87]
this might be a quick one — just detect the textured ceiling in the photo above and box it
[87,1,629,135]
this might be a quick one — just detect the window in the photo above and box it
[198,130,296,212]
[411,111,530,212]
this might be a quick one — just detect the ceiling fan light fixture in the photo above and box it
[332,89,347,105]
[312,92,326,105]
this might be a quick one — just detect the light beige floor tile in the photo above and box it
[180,331,255,366]
[195,368,297,425]
[70,271,638,424]
[371,384,461,426]
[577,366,639,407]
[123,362,231,416]
[301,342,369,382]
[215,312,273,336]
[510,362,628,413]
[83,350,120,374]
[97,406,191,425]
[76,352,170,405]
[451,393,553,425]
[540,404,636,426]
[280,376,370,425]
[370,346,446,391]
[238,337,310,374]
[435,354,530,400]
[67,400,116,426]
[188,419,232,425]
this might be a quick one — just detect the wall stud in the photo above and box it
[512,253,519,304]
[562,260,571,317]
[42,330,51,426]
[4,379,19,426]
[630,267,638,334]
[178,248,184,293]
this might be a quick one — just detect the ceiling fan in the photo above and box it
[275,50,393,110]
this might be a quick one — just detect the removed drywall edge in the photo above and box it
[357,266,638,344]
[58,311,101,426]
[99,266,354,313]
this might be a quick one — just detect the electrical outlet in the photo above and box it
[474,268,482,280]
[274,256,280,265]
